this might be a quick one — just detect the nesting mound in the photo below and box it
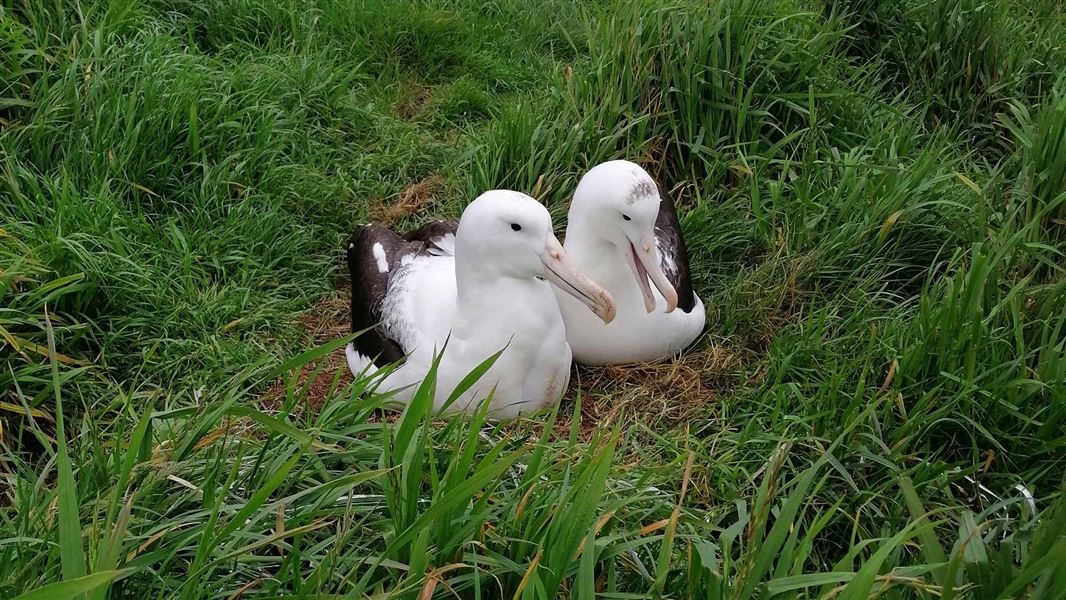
[509,342,740,443]
[265,284,740,432]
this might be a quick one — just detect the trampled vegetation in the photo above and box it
[1,0,1064,598]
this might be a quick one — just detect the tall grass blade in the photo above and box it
[13,570,136,600]
[45,309,86,584]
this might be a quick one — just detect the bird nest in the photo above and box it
[263,287,743,444]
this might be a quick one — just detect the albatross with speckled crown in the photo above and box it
[345,190,615,418]
[554,160,705,365]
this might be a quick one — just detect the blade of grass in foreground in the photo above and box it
[265,331,359,382]
[653,451,694,595]
[13,569,136,600]
[736,453,823,599]
[92,400,154,600]
[899,475,949,586]
[389,447,527,552]
[226,404,339,451]
[46,308,86,584]
[995,537,1066,600]
[838,517,938,600]
[764,571,857,596]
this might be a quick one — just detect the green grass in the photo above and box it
[2,0,1064,598]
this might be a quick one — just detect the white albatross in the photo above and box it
[554,160,705,365]
[344,190,615,418]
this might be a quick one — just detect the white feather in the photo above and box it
[372,243,389,273]
[427,232,456,256]
[345,343,376,376]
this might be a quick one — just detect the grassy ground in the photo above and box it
[2,0,1065,598]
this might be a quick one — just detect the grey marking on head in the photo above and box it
[626,179,657,204]
[626,176,657,205]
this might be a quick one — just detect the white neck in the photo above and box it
[454,250,554,325]
[563,211,626,276]
[563,209,648,314]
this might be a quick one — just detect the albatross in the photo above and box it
[554,160,705,365]
[345,190,615,418]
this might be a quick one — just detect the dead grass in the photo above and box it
[369,175,448,225]
[297,293,350,345]
[544,342,741,442]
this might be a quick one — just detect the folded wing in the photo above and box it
[654,184,696,313]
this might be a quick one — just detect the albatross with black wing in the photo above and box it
[345,191,615,418]
[554,160,706,365]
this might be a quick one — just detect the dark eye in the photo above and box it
[622,214,632,221]
[510,223,522,231]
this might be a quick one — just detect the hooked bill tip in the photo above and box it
[663,290,679,313]
[601,298,617,324]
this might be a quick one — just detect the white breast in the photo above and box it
[556,242,704,365]
[353,256,571,417]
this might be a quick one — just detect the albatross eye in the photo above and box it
[510,223,522,231]
[622,214,632,221]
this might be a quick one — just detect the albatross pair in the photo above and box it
[345,160,705,418]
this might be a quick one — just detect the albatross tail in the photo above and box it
[346,343,378,378]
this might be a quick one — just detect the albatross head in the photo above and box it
[457,190,616,324]
[569,160,679,313]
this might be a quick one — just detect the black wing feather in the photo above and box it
[404,219,458,255]
[347,224,418,366]
[655,184,697,313]
[403,219,458,244]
